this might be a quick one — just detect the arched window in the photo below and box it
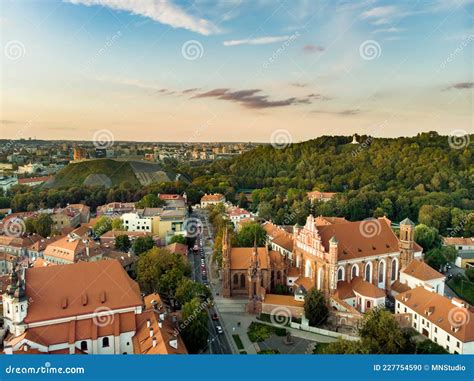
[378,261,385,284]
[102,337,110,348]
[233,274,239,285]
[317,267,323,290]
[337,267,344,281]
[365,262,372,283]
[240,274,245,288]
[80,341,88,352]
[296,255,300,268]
[391,258,398,281]
[276,271,281,280]
[305,260,312,278]
[351,265,359,279]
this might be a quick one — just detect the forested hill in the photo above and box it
[194,132,473,235]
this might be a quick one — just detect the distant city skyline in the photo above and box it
[1,0,473,142]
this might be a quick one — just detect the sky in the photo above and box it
[0,0,473,143]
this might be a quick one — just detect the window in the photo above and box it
[233,274,239,285]
[434,327,437,333]
[240,274,245,288]
[80,341,88,351]
[351,265,358,279]
[378,261,385,283]
[457,342,460,348]
[391,258,398,281]
[365,262,372,283]
[447,335,450,342]
[337,268,344,281]
[102,337,110,348]
[434,337,437,343]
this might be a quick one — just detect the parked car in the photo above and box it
[216,326,223,334]
[211,313,219,321]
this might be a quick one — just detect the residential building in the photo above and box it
[307,190,337,203]
[227,207,252,228]
[17,176,52,187]
[96,202,136,217]
[0,176,17,192]
[444,237,474,268]
[200,193,225,208]
[395,286,474,354]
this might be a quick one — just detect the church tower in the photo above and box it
[2,264,28,336]
[222,227,231,297]
[328,236,338,296]
[247,241,262,300]
[399,218,415,270]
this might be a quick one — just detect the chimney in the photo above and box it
[146,319,151,327]
[149,327,153,338]
[158,320,162,328]
[152,337,157,348]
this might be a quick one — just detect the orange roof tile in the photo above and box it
[402,260,445,281]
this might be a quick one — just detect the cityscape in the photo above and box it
[0,0,473,377]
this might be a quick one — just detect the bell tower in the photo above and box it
[328,236,338,296]
[2,264,28,336]
[248,241,262,300]
[399,218,415,270]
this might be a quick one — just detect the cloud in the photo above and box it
[361,5,399,25]
[65,0,219,35]
[443,82,474,90]
[312,109,362,116]
[303,44,324,54]
[191,88,312,109]
[372,27,405,34]
[223,36,291,46]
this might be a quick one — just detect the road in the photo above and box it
[188,210,233,354]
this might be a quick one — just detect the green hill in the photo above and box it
[47,159,140,188]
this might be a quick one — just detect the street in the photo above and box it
[188,210,233,354]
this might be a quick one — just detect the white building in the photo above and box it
[0,176,17,192]
[398,260,446,295]
[395,286,474,354]
[121,211,153,233]
[200,193,225,208]
[227,207,252,227]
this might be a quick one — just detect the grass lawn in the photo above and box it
[247,322,287,342]
[232,334,244,350]
[448,277,474,305]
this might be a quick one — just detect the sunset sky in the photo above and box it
[1,0,473,143]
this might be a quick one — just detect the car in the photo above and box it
[216,325,223,334]
[211,313,219,321]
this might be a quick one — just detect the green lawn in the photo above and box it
[448,277,474,305]
[247,322,287,343]
[232,334,244,350]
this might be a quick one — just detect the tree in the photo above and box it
[238,192,249,208]
[236,222,266,247]
[93,216,112,237]
[425,246,457,271]
[136,194,164,208]
[169,235,187,245]
[181,297,209,353]
[357,308,408,354]
[111,218,123,230]
[415,339,448,354]
[115,234,131,252]
[175,278,211,305]
[257,201,272,220]
[132,236,155,255]
[324,308,408,354]
[135,247,191,296]
[414,224,440,252]
[304,289,328,327]
[35,214,53,237]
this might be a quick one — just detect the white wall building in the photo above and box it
[395,286,474,354]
